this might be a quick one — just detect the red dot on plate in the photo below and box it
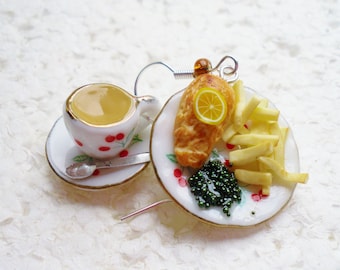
[99,146,111,151]
[75,139,83,147]
[224,159,230,167]
[174,168,182,178]
[251,194,261,202]
[178,177,187,187]
[116,133,125,140]
[92,169,100,176]
[105,135,115,143]
[119,149,128,157]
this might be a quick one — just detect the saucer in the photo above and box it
[150,87,299,227]
[46,117,150,190]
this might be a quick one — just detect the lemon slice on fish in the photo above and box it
[193,87,227,125]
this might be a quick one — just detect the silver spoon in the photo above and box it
[65,152,150,180]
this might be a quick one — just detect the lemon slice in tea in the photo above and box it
[193,87,227,125]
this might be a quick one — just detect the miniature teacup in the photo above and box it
[63,83,160,159]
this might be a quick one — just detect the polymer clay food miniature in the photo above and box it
[173,62,235,168]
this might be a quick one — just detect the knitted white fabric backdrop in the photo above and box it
[1,0,339,269]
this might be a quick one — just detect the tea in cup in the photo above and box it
[63,83,160,159]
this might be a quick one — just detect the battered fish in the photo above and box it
[173,74,235,168]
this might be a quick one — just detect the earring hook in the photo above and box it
[133,55,239,96]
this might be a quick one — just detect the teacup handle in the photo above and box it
[135,95,161,133]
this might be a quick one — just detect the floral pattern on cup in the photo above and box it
[73,129,135,154]
[71,133,143,177]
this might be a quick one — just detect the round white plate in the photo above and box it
[150,87,299,227]
[46,117,150,190]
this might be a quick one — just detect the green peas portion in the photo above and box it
[188,160,242,217]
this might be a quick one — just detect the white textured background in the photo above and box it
[1,0,339,269]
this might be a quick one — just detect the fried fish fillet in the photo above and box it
[173,74,235,168]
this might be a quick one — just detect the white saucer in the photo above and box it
[150,87,300,227]
[45,117,150,190]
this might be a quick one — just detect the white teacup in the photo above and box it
[63,83,160,159]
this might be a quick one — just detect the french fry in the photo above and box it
[235,169,272,186]
[269,122,281,136]
[250,120,271,134]
[229,142,273,166]
[286,172,309,184]
[261,185,271,196]
[234,95,262,130]
[277,127,289,166]
[258,156,287,176]
[232,80,262,130]
[228,134,279,146]
[258,98,269,108]
[235,167,272,196]
[258,156,308,184]
[222,124,237,142]
[269,123,286,166]
[222,120,249,141]
[280,127,289,142]
[233,80,245,106]
[250,106,280,122]
[222,80,253,141]
[232,81,246,128]
[232,160,259,171]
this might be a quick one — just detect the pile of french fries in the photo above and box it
[222,80,308,195]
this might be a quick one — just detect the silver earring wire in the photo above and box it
[133,55,239,96]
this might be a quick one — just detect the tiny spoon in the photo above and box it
[65,152,150,180]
